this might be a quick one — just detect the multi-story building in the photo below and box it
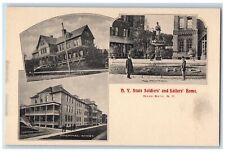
[31,25,94,68]
[173,15,207,59]
[102,114,107,124]
[109,15,145,58]
[22,85,104,128]
[97,109,102,124]
[86,101,98,126]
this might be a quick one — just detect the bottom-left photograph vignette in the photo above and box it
[18,70,108,140]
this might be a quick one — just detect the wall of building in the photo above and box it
[173,15,200,59]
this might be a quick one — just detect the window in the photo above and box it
[127,29,130,37]
[123,29,127,37]
[68,115,70,122]
[72,52,76,58]
[58,44,64,51]
[202,36,207,53]
[80,51,83,57]
[65,115,67,122]
[35,99,37,104]
[46,95,49,102]
[66,105,68,112]
[52,94,55,101]
[115,27,119,36]
[178,39,184,52]
[187,17,193,29]
[179,18,185,29]
[40,48,47,54]
[74,39,78,47]
[187,39,192,51]
[40,98,43,103]
[74,38,81,47]
[66,42,71,49]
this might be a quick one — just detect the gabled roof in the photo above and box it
[30,85,69,98]
[56,25,94,44]
[35,35,56,49]
[41,35,57,44]
[32,25,94,54]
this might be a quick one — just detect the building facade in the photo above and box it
[22,85,105,129]
[173,15,207,59]
[31,25,94,69]
[97,109,102,124]
[109,15,145,58]
[102,114,107,124]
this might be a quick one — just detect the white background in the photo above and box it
[0,0,224,152]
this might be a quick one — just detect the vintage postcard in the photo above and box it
[5,7,220,146]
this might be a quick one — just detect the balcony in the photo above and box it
[24,103,60,116]
[25,110,60,115]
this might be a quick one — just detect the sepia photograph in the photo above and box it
[19,70,108,140]
[109,14,207,84]
[5,7,220,146]
[20,13,113,81]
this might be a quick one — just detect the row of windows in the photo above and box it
[84,118,89,122]
[178,39,192,52]
[76,117,81,122]
[65,104,86,116]
[57,38,82,51]
[62,51,84,60]
[35,95,49,104]
[111,27,131,37]
[76,109,83,115]
[40,47,47,54]
[65,115,73,122]
[179,17,193,29]
[65,105,74,113]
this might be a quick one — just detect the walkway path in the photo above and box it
[26,124,106,140]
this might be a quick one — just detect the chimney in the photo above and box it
[62,29,67,37]
[61,22,67,37]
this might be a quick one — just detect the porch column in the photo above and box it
[52,105,55,128]
[45,105,47,127]
[52,115,55,128]
[39,115,41,127]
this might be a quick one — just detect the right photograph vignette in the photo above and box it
[109,14,207,84]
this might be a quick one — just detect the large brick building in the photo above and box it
[31,25,94,69]
[173,15,207,59]
[109,15,145,58]
[22,85,106,128]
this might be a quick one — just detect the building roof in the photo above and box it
[41,35,57,44]
[30,85,101,109]
[30,85,70,98]
[56,25,90,44]
[33,25,93,54]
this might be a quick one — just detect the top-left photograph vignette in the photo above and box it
[20,13,113,81]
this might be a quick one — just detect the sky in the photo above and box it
[145,15,174,34]
[20,13,114,59]
[19,71,109,115]
[20,14,174,59]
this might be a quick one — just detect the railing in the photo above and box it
[25,110,60,115]
[33,121,59,125]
